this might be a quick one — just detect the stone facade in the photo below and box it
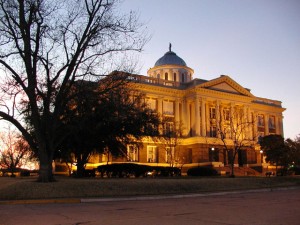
[88,46,285,171]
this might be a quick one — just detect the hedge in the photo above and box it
[187,166,218,176]
[97,163,181,178]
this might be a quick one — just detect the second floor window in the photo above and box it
[223,108,230,121]
[258,115,264,127]
[210,107,216,119]
[163,101,174,115]
[269,116,275,129]
[146,98,157,111]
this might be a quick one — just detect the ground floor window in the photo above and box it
[209,148,219,162]
[166,147,175,164]
[127,145,139,162]
[147,146,157,163]
[210,126,217,137]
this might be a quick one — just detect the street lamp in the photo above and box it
[210,147,215,162]
[260,150,263,163]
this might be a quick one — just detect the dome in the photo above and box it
[154,44,187,67]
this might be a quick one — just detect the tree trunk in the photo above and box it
[37,153,55,182]
[76,160,86,178]
[230,162,235,178]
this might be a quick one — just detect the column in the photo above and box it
[248,107,253,140]
[253,111,258,141]
[275,116,279,135]
[264,114,269,136]
[157,97,163,135]
[182,99,190,136]
[201,98,206,137]
[157,97,163,115]
[206,102,210,136]
[278,115,284,136]
[216,100,220,138]
[243,105,248,139]
[186,100,191,136]
[175,98,180,129]
[195,95,200,136]
[219,103,224,136]
[230,102,235,139]
[190,101,195,136]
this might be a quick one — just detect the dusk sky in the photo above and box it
[121,0,300,139]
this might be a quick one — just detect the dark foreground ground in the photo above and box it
[0,188,299,225]
[0,176,300,201]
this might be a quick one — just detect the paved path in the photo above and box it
[0,188,300,225]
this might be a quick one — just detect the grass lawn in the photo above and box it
[0,176,300,201]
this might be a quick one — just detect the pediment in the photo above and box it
[199,75,254,97]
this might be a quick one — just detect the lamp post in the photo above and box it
[260,150,263,164]
[210,147,215,162]
[259,149,264,176]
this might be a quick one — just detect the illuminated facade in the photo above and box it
[93,45,285,172]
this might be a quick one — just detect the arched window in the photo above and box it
[173,73,176,82]
[181,73,185,82]
[165,72,168,80]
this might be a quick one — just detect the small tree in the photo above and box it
[0,128,33,176]
[285,136,300,167]
[260,134,286,173]
[159,118,184,168]
[216,105,256,177]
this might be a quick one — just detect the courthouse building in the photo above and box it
[93,45,285,172]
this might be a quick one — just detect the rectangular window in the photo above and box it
[127,145,138,162]
[210,107,216,119]
[166,147,175,163]
[164,121,174,135]
[210,126,217,137]
[209,148,219,162]
[147,146,157,163]
[258,114,264,127]
[269,116,275,129]
[146,98,157,111]
[163,101,174,115]
[223,108,230,121]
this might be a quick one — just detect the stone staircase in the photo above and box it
[215,166,261,176]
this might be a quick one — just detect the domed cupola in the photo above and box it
[154,47,187,67]
[147,43,194,84]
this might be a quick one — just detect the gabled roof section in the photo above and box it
[198,75,254,97]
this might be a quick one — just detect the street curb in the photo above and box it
[81,186,300,203]
[0,198,80,205]
[1,186,299,205]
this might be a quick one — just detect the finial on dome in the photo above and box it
[169,42,172,52]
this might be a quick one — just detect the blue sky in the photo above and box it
[121,0,300,139]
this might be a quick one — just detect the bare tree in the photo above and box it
[0,127,32,176]
[0,0,148,182]
[159,118,184,169]
[216,105,257,177]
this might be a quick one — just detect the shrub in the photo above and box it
[289,166,300,175]
[97,163,181,178]
[187,167,218,176]
[20,169,31,177]
[72,169,96,177]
